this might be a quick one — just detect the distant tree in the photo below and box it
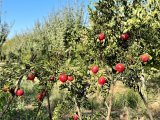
[0,0,10,61]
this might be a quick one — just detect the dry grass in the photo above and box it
[113,81,128,95]
[113,81,160,119]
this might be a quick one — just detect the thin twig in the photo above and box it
[99,43,103,61]
[46,91,52,120]
[35,102,43,120]
[74,97,82,120]
[138,89,153,120]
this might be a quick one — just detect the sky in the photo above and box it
[2,0,91,39]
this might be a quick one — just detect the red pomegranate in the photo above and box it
[16,89,24,96]
[59,73,68,83]
[115,63,125,73]
[73,114,79,120]
[91,65,99,74]
[98,77,106,86]
[36,92,46,102]
[98,33,105,42]
[68,75,74,81]
[27,72,35,81]
[120,33,129,40]
[140,54,149,62]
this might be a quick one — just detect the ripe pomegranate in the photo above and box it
[36,92,46,102]
[91,65,99,74]
[68,75,74,81]
[59,73,68,83]
[115,63,125,73]
[50,75,55,81]
[140,54,149,62]
[16,89,24,96]
[98,33,105,42]
[27,72,35,81]
[98,77,106,86]
[120,33,129,40]
[73,114,79,120]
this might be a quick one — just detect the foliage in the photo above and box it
[88,0,160,95]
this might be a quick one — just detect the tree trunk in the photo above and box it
[106,83,114,120]
[74,98,82,120]
[46,91,52,120]
[138,91,153,120]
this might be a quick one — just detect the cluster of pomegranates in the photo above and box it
[94,33,150,86]
[98,33,150,60]
[90,63,125,86]
[90,65,106,86]
[59,73,74,83]
[14,70,55,98]
[2,85,24,97]
[98,32,129,42]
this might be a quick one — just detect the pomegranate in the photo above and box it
[98,33,105,42]
[36,92,46,102]
[59,73,68,83]
[68,75,74,81]
[140,54,149,62]
[73,114,79,120]
[115,63,125,73]
[91,65,99,74]
[27,72,35,81]
[120,33,129,40]
[98,77,106,86]
[16,89,24,96]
